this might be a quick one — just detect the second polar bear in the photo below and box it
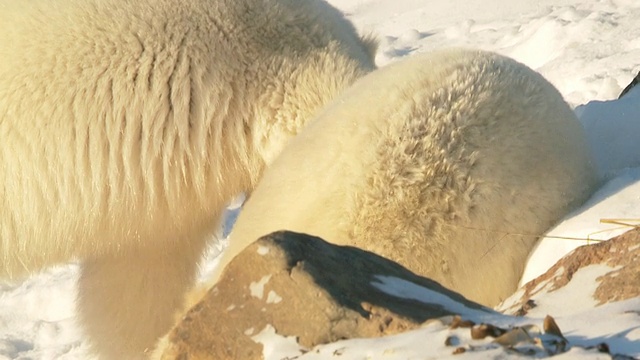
[215,49,599,307]
[0,0,375,358]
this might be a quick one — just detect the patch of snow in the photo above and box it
[577,88,640,177]
[266,290,282,304]
[521,168,640,285]
[525,264,617,317]
[249,275,272,300]
[370,275,494,321]
[250,325,306,359]
[257,245,270,256]
[553,298,640,357]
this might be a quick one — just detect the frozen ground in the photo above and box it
[1,0,639,359]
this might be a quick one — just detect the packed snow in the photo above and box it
[1,0,639,359]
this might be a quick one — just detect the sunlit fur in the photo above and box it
[0,0,376,357]
[215,49,599,308]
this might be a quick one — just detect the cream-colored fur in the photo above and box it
[214,49,599,308]
[0,0,375,358]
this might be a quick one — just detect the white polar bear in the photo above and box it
[215,49,599,307]
[0,0,375,358]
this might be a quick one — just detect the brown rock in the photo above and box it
[470,323,506,340]
[503,228,640,315]
[157,231,491,359]
[542,315,565,339]
[449,315,475,329]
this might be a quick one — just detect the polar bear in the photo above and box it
[0,0,375,357]
[214,49,599,307]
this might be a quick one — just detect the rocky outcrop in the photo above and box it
[501,228,640,316]
[156,231,491,360]
[155,229,639,359]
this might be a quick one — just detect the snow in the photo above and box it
[370,275,498,320]
[257,245,270,256]
[520,168,640,285]
[577,89,640,177]
[341,0,640,107]
[251,325,306,359]
[2,0,640,359]
[265,291,283,305]
[520,264,617,317]
[249,275,272,300]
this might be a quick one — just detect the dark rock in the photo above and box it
[619,71,640,99]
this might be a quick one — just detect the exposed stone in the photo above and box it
[619,71,640,99]
[502,228,640,315]
[157,231,490,360]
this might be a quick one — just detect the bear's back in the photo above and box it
[224,49,598,305]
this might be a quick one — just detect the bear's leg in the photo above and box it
[77,234,209,359]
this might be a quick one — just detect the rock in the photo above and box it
[501,228,640,315]
[619,71,640,99]
[156,231,491,360]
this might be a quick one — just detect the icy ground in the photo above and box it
[1,0,639,359]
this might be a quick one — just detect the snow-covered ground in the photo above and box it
[1,0,639,359]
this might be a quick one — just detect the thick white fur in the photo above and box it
[215,49,599,307]
[0,0,375,358]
